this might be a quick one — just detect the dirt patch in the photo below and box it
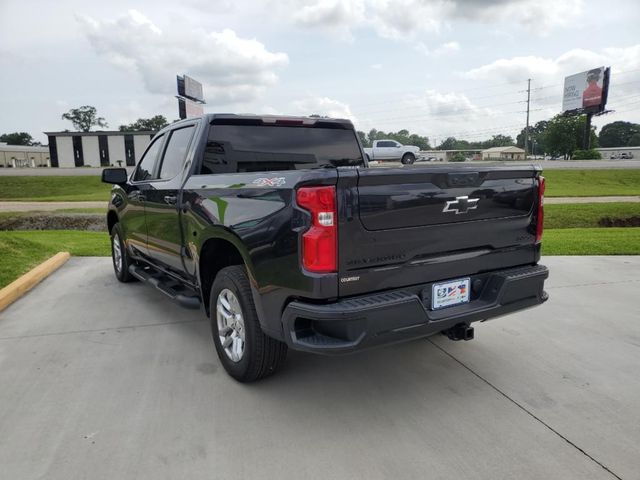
[0,214,106,231]
[598,216,640,227]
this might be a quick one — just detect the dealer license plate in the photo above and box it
[432,277,470,310]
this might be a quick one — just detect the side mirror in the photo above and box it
[102,168,128,185]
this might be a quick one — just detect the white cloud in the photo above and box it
[77,10,289,105]
[291,96,356,121]
[280,0,582,39]
[417,40,461,57]
[464,56,559,83]
[462,44,640,119]
[370,63,383,69]
[356,89,499,139]
[463,45,640,94]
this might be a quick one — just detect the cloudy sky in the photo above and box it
[1,0,639,145]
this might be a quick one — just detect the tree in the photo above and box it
[0,132,34,146]
[627,133,640,147]
[356,130,370,147]
[543,115,597,158]
[517,120,549,154]
[119,115,169,132]
[572,149,601,160]
[484,134,514,148]
[366,128,430,150]
[598,121,640,147]
[61,105,108,132]
[437,137,458,150]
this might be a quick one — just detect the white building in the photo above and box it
[595,146,639,159]
[0,143,50,168]
[44,131,155,168]
[481,146,525,161]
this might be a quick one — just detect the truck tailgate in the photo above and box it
[337,165,542,297]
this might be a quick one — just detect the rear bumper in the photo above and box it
[281,264,548,354]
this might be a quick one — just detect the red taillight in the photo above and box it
[296,186,337,273]
[536,176,545,243]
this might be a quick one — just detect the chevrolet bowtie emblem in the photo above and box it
[443,196,479,214]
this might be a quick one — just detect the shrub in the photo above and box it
[450,152,466,162]
[572,149,601,160]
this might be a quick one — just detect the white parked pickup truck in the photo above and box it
[363,139,422,164]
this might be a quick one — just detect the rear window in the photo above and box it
[198,124,363,174]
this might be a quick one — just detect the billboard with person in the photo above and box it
[562,67,610,113]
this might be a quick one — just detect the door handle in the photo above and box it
[164,195,178,205]
[129,191,145,202]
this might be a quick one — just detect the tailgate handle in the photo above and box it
[448,172,479,187]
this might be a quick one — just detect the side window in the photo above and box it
[378,141,392,147]
[158,125,196,180]
[133,134,164,182]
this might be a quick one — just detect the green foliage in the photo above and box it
[0,176,111,201]
[543,169,640,197]
[571,149,602,160]
[627,132,640,147]
[437,137,458,150]
[366,128,430,150]
[0,231,110,288]
[543,114,597,157]
[61,105,108,132]
[545,203,640,229]
[356,130,369,147]
[516,120,548,154]
[437,134,514,150]
[0,132,35,146]
[598,121,640,147]
[542,228,640,255]
[450,152,466,162]
[119,115,169,132]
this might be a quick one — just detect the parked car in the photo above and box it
[363,139,422,164]
[102,114,549,382]
[620,152,633,159]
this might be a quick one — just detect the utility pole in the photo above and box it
[525,78,531,160]
[583,112,593,150]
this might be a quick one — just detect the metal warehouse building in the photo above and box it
[45,131,154,168]
[0,143,50,168]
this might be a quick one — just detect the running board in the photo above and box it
[128,264,201,309]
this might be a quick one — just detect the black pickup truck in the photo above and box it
[102,114,548,382]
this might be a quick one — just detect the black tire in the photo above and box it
[401,153,415,165]
[210,265,287,382]
[110,223,135,283]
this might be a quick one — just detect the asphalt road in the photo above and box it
[0,256,638,479]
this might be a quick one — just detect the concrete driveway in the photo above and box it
[0,257,638,479]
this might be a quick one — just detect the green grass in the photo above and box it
[0,225,637,288]
[544,169,640,197]
[0,208,106,221]
[0,231,110,288]
[0,176,111,201]
[542,228,640,255]
[545,202,640,229]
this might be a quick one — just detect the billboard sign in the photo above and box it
[177,75,205,103]
[178,97,204,119]
[562,67,609,113]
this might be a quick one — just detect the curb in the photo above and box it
[0,252,71,312]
